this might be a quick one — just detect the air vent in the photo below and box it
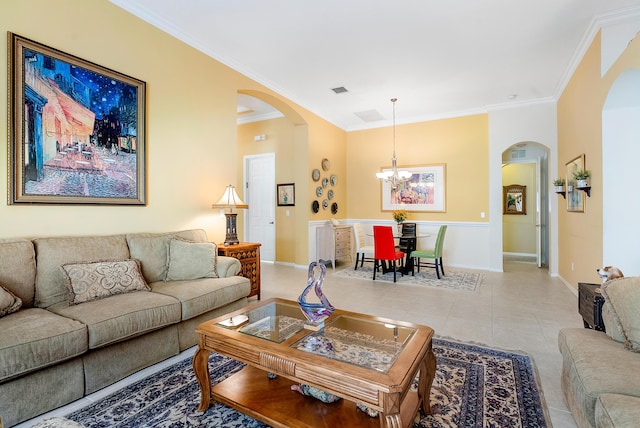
[511,149,526,159]
[331,86,348,94]
[354,110,385,123]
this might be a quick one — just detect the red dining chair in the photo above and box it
[373,226,405,283]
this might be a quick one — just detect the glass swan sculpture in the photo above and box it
[297,262,334,328]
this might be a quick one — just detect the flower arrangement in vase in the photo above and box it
[392,209,408,234]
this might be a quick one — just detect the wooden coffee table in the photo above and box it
[193,298,436,428]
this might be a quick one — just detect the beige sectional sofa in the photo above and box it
[558,276,640,427]
[0,229,251,427]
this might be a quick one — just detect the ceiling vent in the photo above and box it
[331,86,349,94]
[354,110,385,123]
[511,149,526,159]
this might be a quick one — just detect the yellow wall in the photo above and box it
[502,163,537,254]
[1,0,341,263]
[557,31,640,286]
[346,114,489,222]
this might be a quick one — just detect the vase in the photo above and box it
[576,179,589,188]
[397,224,403,235]
[297,262,334,329]
[554,185,565,193]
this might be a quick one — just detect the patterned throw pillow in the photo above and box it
[0,283,22,317]
[60,260,150,305]
[165,239,218,281]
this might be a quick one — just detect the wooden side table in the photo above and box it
[578,282,606,332]
[218,242,261,299]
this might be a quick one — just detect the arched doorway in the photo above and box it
[501,142,550,268]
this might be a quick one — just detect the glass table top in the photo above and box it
[215,300,417,373]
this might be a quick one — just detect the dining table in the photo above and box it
[369,231,431,275]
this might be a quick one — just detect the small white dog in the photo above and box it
[596,266,624,283]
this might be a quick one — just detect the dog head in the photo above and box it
[596,266,624,283]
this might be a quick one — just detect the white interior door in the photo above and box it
[244,154,276,262]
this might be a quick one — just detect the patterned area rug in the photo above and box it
[334,265,483,291]
[65,338,549,427]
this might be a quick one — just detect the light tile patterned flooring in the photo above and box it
[19,260,582,427]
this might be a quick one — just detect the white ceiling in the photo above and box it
[111,0,640,130]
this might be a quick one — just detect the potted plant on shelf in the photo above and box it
[573,169,591,188]
[392,209,408,235]
[553,178,565,193]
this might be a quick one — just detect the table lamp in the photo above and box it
[212,184,248,245]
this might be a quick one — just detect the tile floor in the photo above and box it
[18,260,582,427]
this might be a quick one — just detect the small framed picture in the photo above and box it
[277,183,295,206]
[503,184,526,215]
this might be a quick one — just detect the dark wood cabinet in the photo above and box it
[218,242,261,300]
[578,282,606,332]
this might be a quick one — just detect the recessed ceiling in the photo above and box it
[111,0,640,130]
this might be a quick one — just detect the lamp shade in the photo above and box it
[211,185,248,209]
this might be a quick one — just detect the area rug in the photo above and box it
[65,338,549,427]
[333,265,483,292]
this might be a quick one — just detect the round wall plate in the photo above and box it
[322,199,329,210]
[312,200,320,213]
[322,177,329,188]
[321,158,330,171]
[316,186,323,197]
[327,189,334,200]
[312,169,321,181]
[330,174,337,186]
[331,202,338,214]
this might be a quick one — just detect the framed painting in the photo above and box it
[503,184,526,215]
[566,154,585,212]
[381,164,446,212]
[277,183,295,206]
[8,33,146,205]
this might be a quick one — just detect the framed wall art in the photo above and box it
[503,184,526,215]
[8,33,147,205]
[566,154,585,212]
[381,164,446,212]
[277,183,295,206]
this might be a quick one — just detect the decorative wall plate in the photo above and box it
[330,174,337,186]
[321,158,330,171]
[312,200,320,213]
[312,169,321,181]
[316,186,323,197]
[331,202,338,214]
[322,199,329,210]
[322,177,329,188]
[327,189,334,200]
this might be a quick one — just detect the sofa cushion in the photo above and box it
[34,235,130,308]
[595,393,640,428]
[166,239,218,281]
[602,301,626,343]
[601,276,640,352]
[0,308,87,382]
[151,276,250,320]
[558,328,640,427]
[126,230,209,283]
[61,259,149,305]
[47,291,181,349]
[0,283,22,317]
[0,239,36,307]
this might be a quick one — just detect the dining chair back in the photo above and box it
[398,222,417,254]
[352,223,375,270]
[410,225,447,279]
[373,225,405,283]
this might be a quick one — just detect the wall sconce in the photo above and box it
[212,184,248,245]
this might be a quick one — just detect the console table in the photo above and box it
[218,242,261,299]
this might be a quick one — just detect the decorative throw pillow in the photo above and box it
[60,259,150,305]
[0,283,22,317]
[165,239,218,281]
[601,276,640,352]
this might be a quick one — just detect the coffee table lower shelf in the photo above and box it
[211,365,421,428]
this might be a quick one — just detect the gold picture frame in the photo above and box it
[566,154,585,212]
[503,184,526,215]
[8,33,147,205]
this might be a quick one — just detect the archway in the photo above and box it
[602,68,640,275]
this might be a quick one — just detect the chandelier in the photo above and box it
[376,98,411,190]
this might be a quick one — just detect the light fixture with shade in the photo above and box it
[211,184,248,246]
[376,98,411,190]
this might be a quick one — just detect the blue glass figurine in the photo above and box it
[297,262,334,329]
